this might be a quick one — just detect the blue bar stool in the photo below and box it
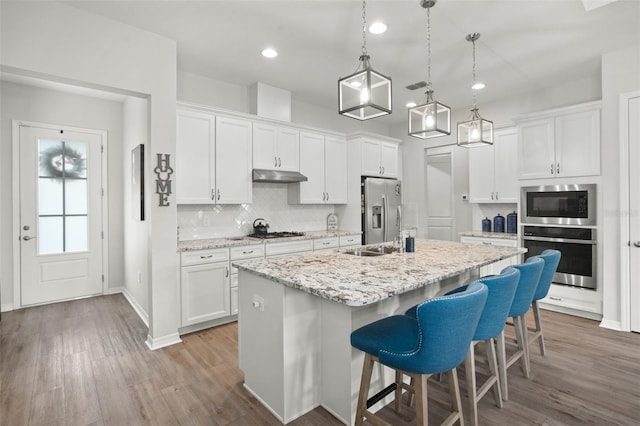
[407,267,520,426]
[350,282,488,426]
[528,249,562,356]
[502,257,544,401]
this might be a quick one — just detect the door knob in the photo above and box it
[23,225,30,230]
[634,241,640,248]
[23,235,35,241]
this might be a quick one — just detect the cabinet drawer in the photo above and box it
[181,248,229,266]
[460,236,518,248]
[265,240,314,257]
[339,235,361,247]
[313,237,339,251]
[230,257,264,275]
[230,244,265,260]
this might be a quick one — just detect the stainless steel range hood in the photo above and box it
[252,169,308,183]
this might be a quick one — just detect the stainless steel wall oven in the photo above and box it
[522,226,597,290]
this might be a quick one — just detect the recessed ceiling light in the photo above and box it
[406,102,417,108]
[369,22,387,34]
[472,82,486,90]
[261,48,278,58]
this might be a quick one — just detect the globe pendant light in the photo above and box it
[338,0,392,120]
[408,0,451,139]
[457,33,493,147]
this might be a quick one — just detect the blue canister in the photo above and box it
[493,213,505,233]
[482,217,492,233]
[406,237,415,253]
[506,211,518,234]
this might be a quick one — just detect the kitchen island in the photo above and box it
[236,239,525,425]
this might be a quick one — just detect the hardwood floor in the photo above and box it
[1,294,639,425]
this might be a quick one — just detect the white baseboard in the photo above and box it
[1,303,14,313]
[146,332,182,351]
[599,318,624,331]
[122,288,149,327]
[104,286,124,295]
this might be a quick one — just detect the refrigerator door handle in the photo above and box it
[382,194,388,242]
[397,205,402,228]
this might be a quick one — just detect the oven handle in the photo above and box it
[522,235,597,245]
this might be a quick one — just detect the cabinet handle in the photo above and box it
[633,241,640,248]
[217,189,221,200]
[323,242,330,245]
[274,156,278,167]
[549,296,562,301]
[495,192,499,200]
[226,267,229,278]
[200,254,213,259]
[242,250,254,254]
[278,157,281,167]
[326,192,329,201]
[211,189,215,200]
[557,163,560,174]
[382,166,385,175]
[379,166,382,175]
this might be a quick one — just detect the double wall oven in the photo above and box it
[521,184,597,290]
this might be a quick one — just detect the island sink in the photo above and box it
[342,245,398,256]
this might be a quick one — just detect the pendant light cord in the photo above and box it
[471,36,478,109]
[426,7,432,93]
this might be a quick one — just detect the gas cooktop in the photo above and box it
[247,231,306,239]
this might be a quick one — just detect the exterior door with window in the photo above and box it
[19,125,103,306]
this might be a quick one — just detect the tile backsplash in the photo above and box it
[178,183,336,240]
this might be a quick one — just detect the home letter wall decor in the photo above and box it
[154,153,173,206]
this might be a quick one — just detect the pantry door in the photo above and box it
[625,93,640,332]
[18,123,104,306]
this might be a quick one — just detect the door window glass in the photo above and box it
[38,139,88,254]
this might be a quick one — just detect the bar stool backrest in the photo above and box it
[532,249,562,301]
[378,282,488,375]
[509,257,544,317]
[473,266,521,341]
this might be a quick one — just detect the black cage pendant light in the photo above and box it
[408,0,451,139]
[338,0,392,120]
[457,33,493,147]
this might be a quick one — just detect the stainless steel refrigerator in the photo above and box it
[361,176,402,245]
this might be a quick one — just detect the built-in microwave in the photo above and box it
[520,184,596,226]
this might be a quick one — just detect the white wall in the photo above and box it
[122,97,150,322]
[0,80,125,310]
[1,1,178,348]
[601,46,640,328]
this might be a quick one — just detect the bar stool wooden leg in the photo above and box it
[355,353,375,426]
[496,331,509,401]
[414,373,429,426]
[446,368,463,426]
[485,337,503,407]
[532,300,546,356]
[520,315,531,378]
[464,343,478,426]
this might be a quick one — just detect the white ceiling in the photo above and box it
[57,0,640,126]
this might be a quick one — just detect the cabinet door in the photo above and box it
[298,131,326,203]
[555,109,600,177]
[176,109,215,204]
[493,128,518,202]
[181,261,230,326]
[215,116,253,204]
[518,119,555,179]
[380,142,398,178]
[252,122,278,170]
[277,127,300,172]
[324,136,347,204]
[468,144,495,203]
[361,138,382,176]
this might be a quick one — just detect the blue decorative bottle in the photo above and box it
[506,211,518,234]
[493,213,505,233]
[482,217,492,233]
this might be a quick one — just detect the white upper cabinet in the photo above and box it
[289,131,347,204]
[469,127,518,203]
[252,122,300,171]
[517,102,601,180]
[176,107,252,204]
[215,115,253,204]
[176,109,216,204]
[361,138,398,178]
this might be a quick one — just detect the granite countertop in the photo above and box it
[235,239,526,306]
[459,231,518,240]
[177,229,361,252]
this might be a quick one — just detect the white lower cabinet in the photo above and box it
[460,236,520,276]
[540,284,602,318]
[266,239,314,257]
[313,237,339,251]
[180,248,230,327]
[230,245,265,315]
[339,234,361,248]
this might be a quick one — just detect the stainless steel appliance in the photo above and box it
[361,177,401,245]
[522,226,597,290]
[521,184,596,226]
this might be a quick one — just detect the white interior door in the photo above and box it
[628,95,640,332]
[19,124,103,306]
[425,150,453,241]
